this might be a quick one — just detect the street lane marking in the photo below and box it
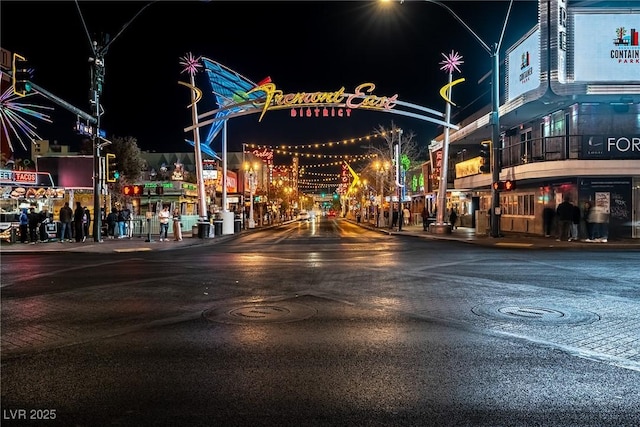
[494,243,534,248]
[114,247,153,253]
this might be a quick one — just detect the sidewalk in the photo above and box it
[353,218,640,250]
[1,218,639,254]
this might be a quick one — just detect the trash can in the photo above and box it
[234,218,242,233]
[213,220,223,236]
[10,226,17,243]
[197,222,211,239]
[192,225,198,238]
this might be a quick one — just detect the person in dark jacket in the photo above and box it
[38,207,50,242]
[28,207,40,244]
[542,202,555,237]
[583,201,594,241]
[106,209,118,239]
[448,208,458,230]
[73,202,85,242]
[83,207,91,241]
[19,208,29,243]
[555,195,573,242]
[59,201,73,242]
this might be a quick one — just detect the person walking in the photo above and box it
[73,202,85,242]
[59,201,73,242]
[158,206,170,241]
[172,208,183,241]
[19,208,29,243]
[448,208,458,230]
[555,195,573,242]
[403,206,411,226]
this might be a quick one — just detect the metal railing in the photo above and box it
[499,135,583,169]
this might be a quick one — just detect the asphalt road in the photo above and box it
[1,218,639,426]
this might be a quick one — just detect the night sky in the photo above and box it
[2,0,539,159]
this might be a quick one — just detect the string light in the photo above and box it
[244,129,397,190]
[243,128,400,152]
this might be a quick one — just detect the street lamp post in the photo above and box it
[245,162,259,229]
[394,129,403,231]
[420,0,512,238]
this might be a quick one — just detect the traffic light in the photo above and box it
[12,53,32,97]
[479,141,491,173]
[123,185,144,197]
[492,181,504,191]
[92,55,105,95]
[106,153,119,182]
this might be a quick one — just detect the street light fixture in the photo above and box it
[374,160,390,227]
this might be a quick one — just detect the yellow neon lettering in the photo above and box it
[347,83,398,110]
[248,83,281,122]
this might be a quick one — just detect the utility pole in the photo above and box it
[90,42,105,242]
[75,1,156,242]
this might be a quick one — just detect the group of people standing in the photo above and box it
[19,201,90,244]
[58,201,91,243]
[18,206,51,244]
[104,206,133,239]
[548,196,608,242]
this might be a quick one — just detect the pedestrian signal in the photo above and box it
[123,185,144,196]
[492,180,516,191]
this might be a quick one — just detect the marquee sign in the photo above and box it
[0,169,55,187]
[186,57,459,142]
[247,82,398,122]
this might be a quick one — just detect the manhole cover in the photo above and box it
[472,303,599,325]
[204,302,317,325]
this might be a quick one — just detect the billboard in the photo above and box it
[506,27,542,102]
[574,13,640,82]
[36,156,94,189]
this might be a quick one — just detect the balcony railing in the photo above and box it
[500,135,584,169]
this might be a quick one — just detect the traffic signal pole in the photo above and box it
[91,51,105,242]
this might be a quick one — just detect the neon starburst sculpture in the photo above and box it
[179,52,202,76]
[439,50,464,74]
[0,87,53,153]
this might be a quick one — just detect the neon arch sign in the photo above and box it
[182,57,459,157]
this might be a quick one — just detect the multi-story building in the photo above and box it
[428,0,639,240]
